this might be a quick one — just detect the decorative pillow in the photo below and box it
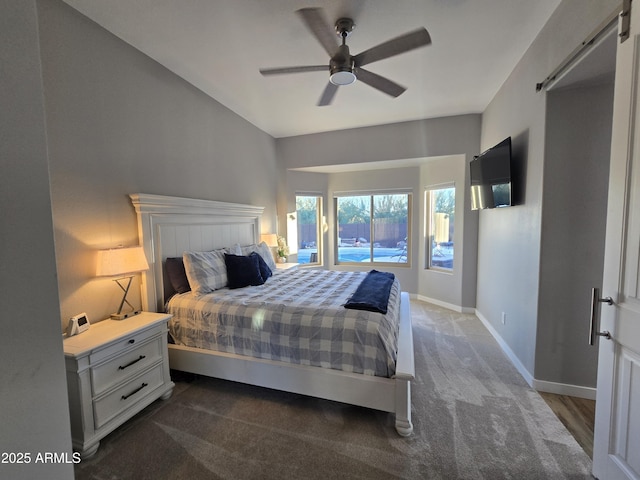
[240,242,277,271]
[231,243,242,255]
[250,251,272,281]
[240,243,257,256]
[256,241,277,272]
[224,253,265,289]
[165,257,191,294]
[183,249,228,295]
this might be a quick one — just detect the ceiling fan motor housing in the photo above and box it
[334,18,355,37]
[330,44,356,85]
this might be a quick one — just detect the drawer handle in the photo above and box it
[118,355,146,371]
[121,382,148,401]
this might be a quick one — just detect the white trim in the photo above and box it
[414,294,475,314]
[424,181,455,191]
[475,309,535,386]
[332,187,413,197]
[130,193,264,217]
[295,191,324,197]
[532,379,597,400]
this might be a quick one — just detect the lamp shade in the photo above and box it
[97,246,149,277]
[260,233,278,247]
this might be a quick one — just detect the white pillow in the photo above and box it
[182,249,228,295]
[240,242,276,273]
[240,243,256,256]
[256,241,277,272]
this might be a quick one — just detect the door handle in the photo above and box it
[589,287,613,345]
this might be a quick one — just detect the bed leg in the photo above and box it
[395,377,413,436]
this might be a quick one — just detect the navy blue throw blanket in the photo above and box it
[344,270,395,314]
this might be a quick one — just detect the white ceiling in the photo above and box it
[62,0,562,138]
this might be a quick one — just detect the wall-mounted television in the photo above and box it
[470,137,513,210]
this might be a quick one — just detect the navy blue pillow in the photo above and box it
[250,252,273,281]
[224,253,265,289]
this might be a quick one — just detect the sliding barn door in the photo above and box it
[592,3,640,479]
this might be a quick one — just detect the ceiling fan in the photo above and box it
[259,8,431,106]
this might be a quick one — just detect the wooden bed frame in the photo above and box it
[130,193,415,436]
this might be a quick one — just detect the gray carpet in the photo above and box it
[75,300,593,479]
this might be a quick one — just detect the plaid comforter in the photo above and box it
[166,269,401,377]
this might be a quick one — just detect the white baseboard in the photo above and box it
[532,379,597,400]
[474,309,596,400]
[474,309,534,386]
[414,294,475,314]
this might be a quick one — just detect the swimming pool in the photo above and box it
[297,247,408,264]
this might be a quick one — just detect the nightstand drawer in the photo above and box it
[89,323,164,365]
[91,337,163,396]
[93,363,164,429]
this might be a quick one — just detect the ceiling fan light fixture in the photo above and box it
[330,70,357,85]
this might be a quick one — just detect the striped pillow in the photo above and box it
[183,249,228,295]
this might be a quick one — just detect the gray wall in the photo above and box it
[0,1,74,479]
[277,115,481,170]
[37,0,280,329]
[420,155,477,310]
[537,82,614,387]
[479,0,619,382]
[277,115,481,309]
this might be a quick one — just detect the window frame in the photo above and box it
[295,194,323,266]
[333,191,412,267]
[425,183,455,272]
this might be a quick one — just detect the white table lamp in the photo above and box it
[97,246,149,319]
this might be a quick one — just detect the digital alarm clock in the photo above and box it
[66,312,90,337]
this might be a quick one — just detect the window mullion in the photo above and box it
[370,196,374,261]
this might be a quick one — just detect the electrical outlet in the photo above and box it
[501,312,506,325]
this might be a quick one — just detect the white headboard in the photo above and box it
[130,193,265,312]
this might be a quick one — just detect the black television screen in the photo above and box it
[470,137,512,210]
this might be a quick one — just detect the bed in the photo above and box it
[130,193,415,436]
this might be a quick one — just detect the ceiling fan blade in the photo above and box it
[260,65,327,76]
[356,68,406,97]
[296,8,339,57]
[353,28,431,67]
[318,82,339,106]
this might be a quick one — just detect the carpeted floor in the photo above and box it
[74,300,593,479]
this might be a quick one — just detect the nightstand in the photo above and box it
[63,312,174,458]
[276,262,298,270]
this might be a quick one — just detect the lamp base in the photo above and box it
[110,310,142,320]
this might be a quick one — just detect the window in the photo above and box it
[426,185,455,270]
[296,195,322,265]
[335,193,410,265]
